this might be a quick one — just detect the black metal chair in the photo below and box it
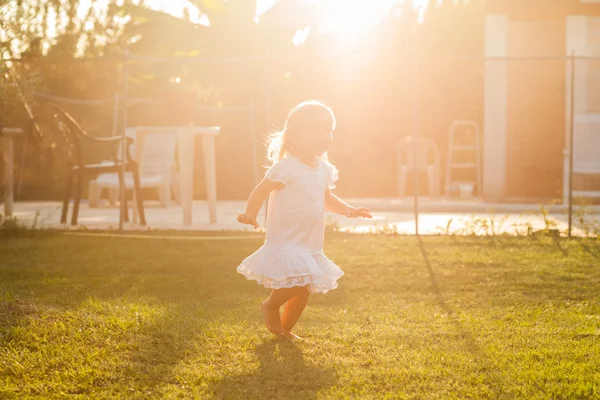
[43,103,146,226]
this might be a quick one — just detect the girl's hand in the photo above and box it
[237,213,259,229]
[348,207,372,219]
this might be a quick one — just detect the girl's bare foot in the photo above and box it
[282,331,303,341]
[261,301,283,335]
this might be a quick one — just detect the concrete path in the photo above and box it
[6,198,598,236]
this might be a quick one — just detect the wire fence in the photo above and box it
[2,52,600,234]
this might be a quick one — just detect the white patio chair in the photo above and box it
[397,136,441,198]
[89,133,179,207]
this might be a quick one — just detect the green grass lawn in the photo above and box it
[0,233,599,399]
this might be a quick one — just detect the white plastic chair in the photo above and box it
[397,136,440,198]
[89,133,179,207]
[563,114,600,204]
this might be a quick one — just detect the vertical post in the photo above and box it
[413,23,420,236]
[112,92,120,138]
[483,15,509,201]
[5,71,28,197]
[178,128,194,226]
[202,134,218,224]
[119,49,129,231]
[3,134,14,217]
[17,136,27,196]
[568,51,576,237]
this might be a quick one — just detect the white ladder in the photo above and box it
[445,121,482,198]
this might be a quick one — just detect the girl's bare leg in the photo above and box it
[261,288,296,335]
[281,286,311,339]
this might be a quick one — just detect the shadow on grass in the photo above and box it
[0,299,36,343]
[551,234,569,257]
[210,338,337,399]
[121,303,208,392]
[577,238,600,260]
[416,236,505,395]
[0,237,265,394]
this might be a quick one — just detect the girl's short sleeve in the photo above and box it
[324,161,339,189]
[265,160,290,185]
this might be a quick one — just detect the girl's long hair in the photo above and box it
[266,100,336,165]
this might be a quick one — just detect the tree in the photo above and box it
[0,0,138,199]
[117,0,308,102]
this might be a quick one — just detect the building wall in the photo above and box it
[487,0,600,19]
[484,0,600,201]
[505,19,565,199]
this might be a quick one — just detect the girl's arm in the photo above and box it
[237,178,283,228]
[325,190,372,219]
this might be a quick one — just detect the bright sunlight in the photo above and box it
[55,0,428,49]
[3,0,600,399]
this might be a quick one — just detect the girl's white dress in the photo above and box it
[237,155,343,293]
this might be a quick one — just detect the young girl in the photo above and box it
[236,100,372,340]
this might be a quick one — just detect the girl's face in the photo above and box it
[294,126,333,158]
